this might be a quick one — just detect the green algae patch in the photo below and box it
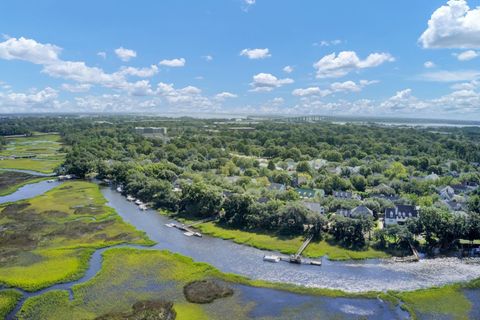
[0,171,49,196]
[0,181,153,291]
[188,220,389,261]
[0,134,65,174]
[0,289,22,319]
[396,285,472,320]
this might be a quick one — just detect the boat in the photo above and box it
[165,223,175,228]
[263,255,281,263]
[193,232,202,238]
[126,195,135,201]
[139,204,148,211]
[183,232,195,237]
[116,186,123,193]
[310,260,322,266]
[46,179,56,183]
[135,199,143,205]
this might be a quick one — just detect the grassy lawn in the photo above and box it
[396,285,472,320]
[0,289,22,319]
[188,220,389,260]
[0,171,49,196]
[0,134,65,173]
[0,181,154,291]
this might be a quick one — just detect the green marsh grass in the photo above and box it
[0,181,153,291]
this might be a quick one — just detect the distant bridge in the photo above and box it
[279,116,325,123]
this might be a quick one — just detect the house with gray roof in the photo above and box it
[385,205,419,225]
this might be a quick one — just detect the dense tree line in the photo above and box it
[3,116,479,255]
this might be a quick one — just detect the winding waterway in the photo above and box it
[101,187,480,292]
[1,178,480,319]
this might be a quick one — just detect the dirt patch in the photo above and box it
[0,171,36,192]
[1,203,31,217]
[73,205,104,215]
[95,300,176,320]
[44,210,68,218]
[183,279,234,304]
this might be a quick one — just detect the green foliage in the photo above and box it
[180,182,223,217]
[0,289,22,319]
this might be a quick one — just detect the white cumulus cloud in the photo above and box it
[0,37,61,64]
[424,61,436,68]
[118,65,159,77]
[456,50,478,61]
[240,48,271,59]
[250,73,293,92]
[419,0,480,48]
[292,80,377,97]
[114,47,137,62]
[159,58,186,67]
[61,83,92,93]
[313,51,394,78]
[283,65,294,73]
[215,92,238,100]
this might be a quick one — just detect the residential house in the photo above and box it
[424,172,440,181]
[286,160,296,171]
[302,201,325,215]
[452,182,479,194]
[295,188,324,199]
[439,186,455,201]
[337,205,373,218]
[384,205,419,225]
[333,190,360,200]
[308,159,328,171]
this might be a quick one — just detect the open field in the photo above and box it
[179,219,390,260]
[0,181,154,291]
[0,134,65,174]
[0,171,49,196]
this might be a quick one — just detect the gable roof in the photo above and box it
[385,205,418,220]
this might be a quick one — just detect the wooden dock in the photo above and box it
[280,235,321,266]
[393,243,420,263]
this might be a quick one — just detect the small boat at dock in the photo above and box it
[310,260,322,266]
[165,223,175,228]
[263,255,281,263]
[116,186,123,193]
[126,195,135,201]
[135,199,143,205]
[139,204,148,211]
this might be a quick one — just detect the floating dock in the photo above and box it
[168,223,202,237]
[261,235,321,266]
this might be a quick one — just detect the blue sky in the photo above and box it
[0,0,480,119]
